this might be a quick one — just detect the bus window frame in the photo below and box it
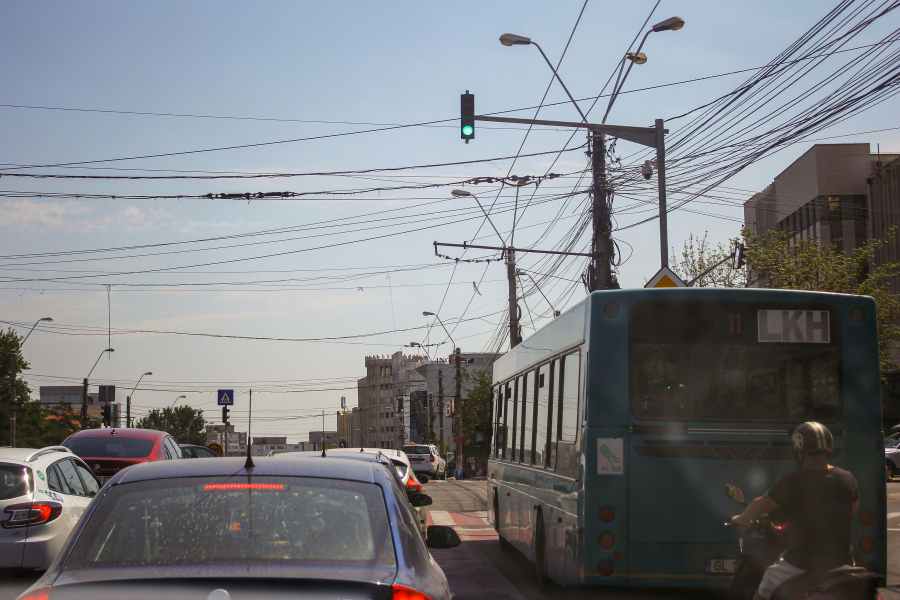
[520,371,532,465]
[510,377,519,462]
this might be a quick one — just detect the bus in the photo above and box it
[487,287,887,589]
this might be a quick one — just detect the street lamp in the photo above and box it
[126,371,152,428]
[82,348,114,430]
[499,33,586,122]
[8,317,52,447]
[423,311,455,351]
[163,395,186,433]
[451,189,505,246]
[603,16,685,123]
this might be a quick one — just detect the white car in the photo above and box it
[0,446,101,569]
[402,444,446,481]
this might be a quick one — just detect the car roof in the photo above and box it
[273,449,400,464]
[114,455,385,485]
[64,428,166,441]
[0,446,74,464]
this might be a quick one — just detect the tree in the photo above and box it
[670,233,746,288]
[0,328,33,447]
[462,370,493,446]
[136,404,207,445]
[670,229,900,371]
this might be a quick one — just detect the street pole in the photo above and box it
[82,378,89,431]
[126,396,131,427]
[438,370,444,455]
[591,132,614,290]
[454,348,462,479]
[8,354,16,447]
[656,118,669,267]
[506,251,521,347]
[426,393,432,444]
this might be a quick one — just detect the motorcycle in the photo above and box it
[724,484,883,600]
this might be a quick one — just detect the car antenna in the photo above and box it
[244,389,254,469]
[320,410,327,457]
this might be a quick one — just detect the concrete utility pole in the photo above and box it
[8,354,16,447]
[82,378,89,431]
[454,348,462,478]
[437,370,444,454]
[591,132,615,290]
[506,252,522,347]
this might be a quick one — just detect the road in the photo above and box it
[425,479,900,600]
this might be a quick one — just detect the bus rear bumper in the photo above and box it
[583,542,736,588]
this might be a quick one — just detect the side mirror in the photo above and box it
[409,493,433,507]
[418,474,429,484]
[426,525,461,549]
[725,484,747,506]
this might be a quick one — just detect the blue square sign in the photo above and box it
[217,390,234,406]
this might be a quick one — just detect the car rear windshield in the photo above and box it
[65,476,395,568]
[64,437,155,459]
[630,301,842,423]
[0,465,31,500]
[402,446,431,455]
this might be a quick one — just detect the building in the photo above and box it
[39,385,122,427]
[868,155,900,294]
[251,436,307,456]
[744,144,899,252]
[355,352,428,450]
[308,430,339,450]
[337,406,361,448]
[206,424,247,457]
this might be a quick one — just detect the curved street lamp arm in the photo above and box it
[603,29,653,124]
[86,350,108,381]
[432,316,456,351]
[530,41,587,123]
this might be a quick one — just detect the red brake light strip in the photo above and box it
[203,483,284,490]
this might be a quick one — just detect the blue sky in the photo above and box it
[1,1,898,440]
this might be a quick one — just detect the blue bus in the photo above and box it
[487,288,886,589]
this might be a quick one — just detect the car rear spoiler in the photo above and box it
[25,446,73,462]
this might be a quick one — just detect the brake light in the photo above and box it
[599,507,615,523]
[859,537,875,553]
[16,585,51,600]
[429,453,435,463]
[392,583,433,600]
[2,503,62,528]
[406,478,422,494]
[772,522,789,531]
[859,510,875,526]
[204,483,284,490]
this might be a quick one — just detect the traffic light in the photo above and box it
[101,403,111,427]
[461,91,474,142]
[222,406,230,425]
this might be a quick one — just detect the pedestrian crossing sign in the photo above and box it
[645,266,686,288]
[217,389,234,406]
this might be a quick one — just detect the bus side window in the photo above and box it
[510,378,520,462]
[521,370,534,465]
[547,359,558,468]
[560,352,580,443]
[502,381,512,460]
[492,386,502,459]
[535,363,550,467]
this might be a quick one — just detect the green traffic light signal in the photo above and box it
[460,92,474,141]
[462,125,474,136]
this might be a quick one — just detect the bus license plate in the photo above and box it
[705,559,736,574]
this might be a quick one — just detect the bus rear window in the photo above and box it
[630,301,842,423]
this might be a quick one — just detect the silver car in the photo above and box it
[402,444,446,481]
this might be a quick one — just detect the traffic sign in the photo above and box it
[454,436,463,446]
[207,443,223,456]
[217,389,234,406]
[645,266,686,288]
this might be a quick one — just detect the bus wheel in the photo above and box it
[493,493,500,533]
[535,512,548,591]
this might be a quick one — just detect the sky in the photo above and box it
[1,1,898,442]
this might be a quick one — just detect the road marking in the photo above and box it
[430,510,457,526]
[887,512,900,519]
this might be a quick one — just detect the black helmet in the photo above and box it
[792,422,834,461]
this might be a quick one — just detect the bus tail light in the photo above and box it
[859,510,875,526]
[598,559,615,577]
[599,507,615,523]
[392,583,433,600]
[859,537,875,553]
[599,533,615,549]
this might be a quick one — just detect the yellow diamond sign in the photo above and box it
[645,266,686,288]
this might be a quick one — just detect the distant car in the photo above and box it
[179,444,219,458]
[402,444,446,480]
[62,428,182,485]
[278,448,428,536]
[17,456,460,600]
[887,439,900,481]
[0,446,101,569]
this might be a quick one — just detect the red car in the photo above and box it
[61,428,183,485]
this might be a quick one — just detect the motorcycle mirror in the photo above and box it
[725,484,747,505]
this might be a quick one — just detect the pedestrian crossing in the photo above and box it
[426,510,492,529]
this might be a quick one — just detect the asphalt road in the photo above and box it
[425,479,900,600]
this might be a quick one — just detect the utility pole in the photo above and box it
[590,132,615,290]
[81,378,89,431]
[426,392,432,444]
[438,370,444,455]
[506,251,522,347]
[454,348,462,479]
[126,396,131,427]
[8,353,16,447]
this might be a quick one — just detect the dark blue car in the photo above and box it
[17,454,460,600]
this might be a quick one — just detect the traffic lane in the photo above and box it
[882,481,900,599]
[0,571,41,600]
[423,479,487,512]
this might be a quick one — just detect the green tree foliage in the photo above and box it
[462,370,493,445]
[671,230,900,371]
[0,328,33,446]
[136,404,207,445]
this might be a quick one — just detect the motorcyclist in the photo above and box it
[730,422,859,600]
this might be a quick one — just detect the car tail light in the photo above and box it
[429,453,435,463]
[392,583,433,600]
[406,478,422,494]
[2,503,62,528]
[859,510,875,526]
[203,483,284,490]
[16,585,51,600]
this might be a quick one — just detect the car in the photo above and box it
[17,455,461,600]
[277,448,429,536]
[402,444,446,481]
[61,428,183,485]
[179,444,220,458]
[887,438,900,481]
[0,446,101,570]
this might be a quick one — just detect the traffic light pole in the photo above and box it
[454,348,462,479]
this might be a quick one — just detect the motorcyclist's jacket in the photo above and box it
[767,466,859,570]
